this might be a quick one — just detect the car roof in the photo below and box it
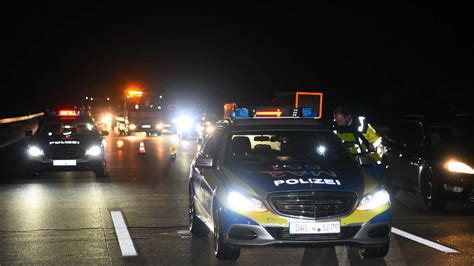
[39,116,94,124]
[218,118,329,132]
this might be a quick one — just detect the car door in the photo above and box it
[398,121,425,190]
[383,124,405,189]
[192,130,224,223]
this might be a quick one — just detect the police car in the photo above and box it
[26,108,108,177]
[188,106,391,260]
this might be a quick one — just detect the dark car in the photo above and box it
[26,109,108,177]
[188,112,391,260]
[383,113,474,209]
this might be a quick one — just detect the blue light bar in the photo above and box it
[231,108,250,119]
[301,107,317,118]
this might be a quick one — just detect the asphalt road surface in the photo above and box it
[0,130,473,265]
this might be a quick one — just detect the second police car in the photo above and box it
[26,108,108,178]
[188,105,391,260]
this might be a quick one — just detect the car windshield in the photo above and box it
[37,122,99,137]
[225,130,352,164]
[431,114,474,152]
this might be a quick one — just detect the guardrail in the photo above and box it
[0,112,44,124]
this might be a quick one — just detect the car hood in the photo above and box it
[31,135,101,149]
[219,163,378,199]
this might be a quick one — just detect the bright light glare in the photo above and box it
[156,123,164,130]
[86,146,101,156]
[227,192,267,212]
[28,146,44,157]
[445,161,474,174]
[101,114,112,124]
[317,145,326,156]
[129,124,137,130]
[117,140,124,148]
[177,116,192,131]
[206,125,215,133]
[357,188,390,211]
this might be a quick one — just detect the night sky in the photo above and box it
[2,3,473,121]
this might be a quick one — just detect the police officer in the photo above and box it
[332,106,382,158]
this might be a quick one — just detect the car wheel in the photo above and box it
[189,184,209,236]
[421,174,445,210]
[94,161,108,178]
[156,131,162,136]
[213,203,240,260]
[361,242,390,258]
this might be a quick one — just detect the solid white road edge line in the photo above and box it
[391,227,459,254]
[111,211,138,256]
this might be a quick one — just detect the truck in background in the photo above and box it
[115,89,164,136]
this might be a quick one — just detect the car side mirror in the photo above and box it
[101,130,109,136]
[25,130,33,137]
[358,154,377,166]
[195,156,213,168]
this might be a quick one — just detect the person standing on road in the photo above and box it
[332,106,382,159]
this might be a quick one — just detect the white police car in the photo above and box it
[188,106,391,260]
[26,108,108,177]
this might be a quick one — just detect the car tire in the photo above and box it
[188,184,209,236]
[421,174,446,210]
[213,203,240,260]
[361,242,390,258]
[94,161,108,178]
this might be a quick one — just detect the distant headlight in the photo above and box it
[129,124,137,130]
[356,188,390,211]
[156,123,164,130]
[28,146,44,157]
[85,146,102,156]
[227,191,268,213]
[101,113,112,124]
[445,161,474,174]
[177,116,192,130]
[206,125,215,133]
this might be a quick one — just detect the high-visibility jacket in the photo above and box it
[334,127,370,155]
[333,117,382,161]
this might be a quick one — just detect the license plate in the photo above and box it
[141,125,151,128]
[289,221,340,234]
[53,160,77,166]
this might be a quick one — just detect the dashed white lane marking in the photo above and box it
[334,246,350,266]
[391,227,459,254]
[111,211,138,256]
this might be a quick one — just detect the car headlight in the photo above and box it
[129,124,137,130]
[227,191,268,212]
[85,146,102,156]
[156,123,164,130]
[28,146,44,157]
[356,188,390,211]
[444,160,474,174]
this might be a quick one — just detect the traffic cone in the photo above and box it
[170,146,177,159]
[138,141,146,154]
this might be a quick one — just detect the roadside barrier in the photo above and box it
[0,112,44,124]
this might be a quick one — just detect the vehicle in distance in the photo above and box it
[188,107,391,260]
[26,108,108,178]
[384,112,474,209]
[116,88,164,136]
